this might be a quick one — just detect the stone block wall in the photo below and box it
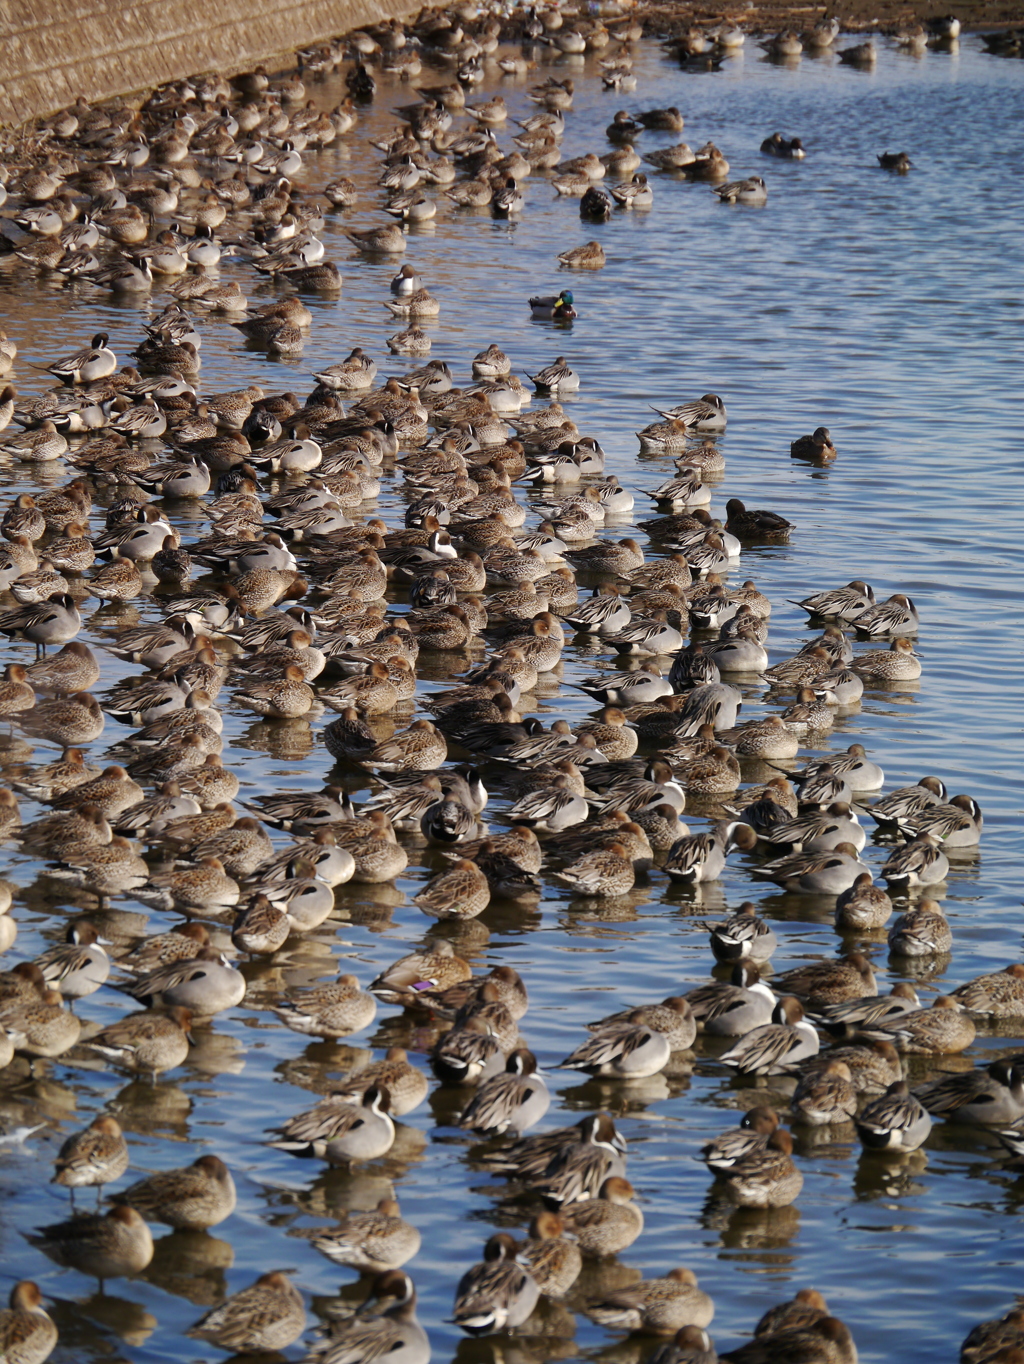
[0,0,418,127]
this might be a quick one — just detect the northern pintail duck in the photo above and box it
[887,898,952,955]
[562,1175,643,1255]
[863,996,975,1055]
[719,996,820,1074]
[452,1233,540,1335]
[84,1004,193,1078]
[0,988,81,1059]
[313,1197,421,1272]
[915,1059,1024,1127]
[458,1049,549,1135]
[723,1315,857,1363]
[763,802,865,853]
[30,1204,153,1279]
[815,985,920,1038]
[188,1272,305,1352]
[589,996,696,1050]
[869,779,947,833]
[588,1267,715,1334]
[52,1115,129,1204]
[851,592,919,637]
[881,831,949,889]
[0,1282,57,1364]
[664,822,757,884]
[687,964,777,1037]
[752,842,868,895]
[706,902,779,963]
[272,972,376,1039]
[303,1271,428,1364]
[716,1128,803,1208]
[111,1153,236,1230]
[791,1059,858,1126]
[713,176,768,206]
[561,1011,672,1079]
[702,1108,781,1173]
[518,1212,581,1297]
[555,843,635,898]
[855,1080,932,1152]
[35,920,110,999]
[115,946,245,1015]
[907,793,983,847]
[951,963,1024,1017]
[772,952,877,1008]
[482,1111,626,1206]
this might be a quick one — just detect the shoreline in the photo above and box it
[2,0,1023,134]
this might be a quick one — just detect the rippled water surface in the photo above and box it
[1,29,1022,1364]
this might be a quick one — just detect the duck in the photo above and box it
[413,859,490,920]
[188,1272,306,1353]
[0,1281,58,1364]
[751,842,868,895]
[855,1081,932,1152]
[313,1198,421,1272]
[851,592,919,637]
[790,426,837,461]
[951,963,1024,1017]
[518,1212,581,1297]
[458,1049,550,1135]
[111,1153,236,1229]
[915,1060,1024,1127]
[716,1129,803,1207]
[806,967,905,1027]
[452,1233,540,1335]
[863,996,976,1055]
[881,831,949,889]
[906,793,983,847]
[687,964,777,1037]
[561,1011,672,1078]
[587,1268,714,1334]
[84,1004,193,1078]
[555,843,636,898]
[35,920,110,999]
[29,1205,153,1279]
[664,822,758,884]
[303,1271,428,1364]
[719,996,820,1074]
[114,946,246,1015]
[887,898,952,955]
[557,241,606,269]
[771,952,877,1008]
[561,1176,643,1256]
[51,1115,129,1204]
[713,176,768,206]
[707,902,779,963]
[791,1059,858,1126]
[761,133,806,158]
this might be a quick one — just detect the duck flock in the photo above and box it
[0,6,1019,1364]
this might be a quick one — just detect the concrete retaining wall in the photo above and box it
[0,0,419,128]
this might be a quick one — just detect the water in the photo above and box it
[0,28,1022,1363]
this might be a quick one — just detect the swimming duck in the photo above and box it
[855,1080,932,1152]
[951,963,1024,1017]
[702,1108,781,1173]
[790,1059,858,1126]
[887,898,952,955]
[751,842,868,895]
[665,823,758,884]
[303,1271,428,1364]
[313,1198,421,1273]
[687,964,777,1037]
[0,1282,57,1364]
[30,1204,153,1279]
[84,1005,193,1078]
[707,902,779,963]
[906,793,983,847]
[881,831,949,889]
[719,996,820,1074]
[452,1233,540,1335]
[717,1129,803,1208]
[713,176,768,205]
[915,1060,1024,1127]
[863,996,976,1055]
[588,1268,714,1334]
[561,1011,672,1078]
[111,1153,236,1229]
[188,1272,305,1352]
[761,133,806,158]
